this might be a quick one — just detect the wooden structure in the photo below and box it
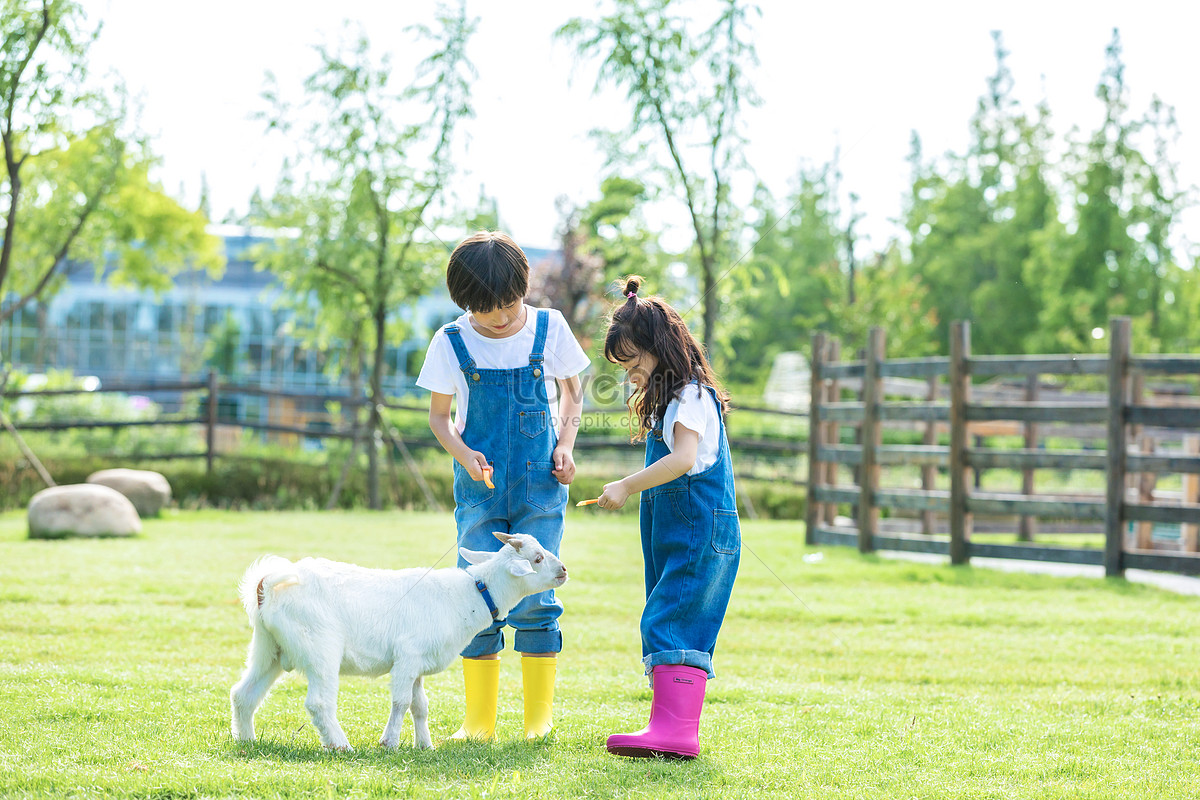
[807,317,1200,577]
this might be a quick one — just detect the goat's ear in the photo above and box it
[507,558,535,578]
[459,547,492,566]
[493,531,520,550]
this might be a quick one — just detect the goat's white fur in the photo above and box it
[229,531,567,750]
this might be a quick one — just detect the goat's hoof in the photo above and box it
[378,739,399,750]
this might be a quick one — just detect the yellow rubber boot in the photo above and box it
[522,655,557,739]
[450,657,499,741]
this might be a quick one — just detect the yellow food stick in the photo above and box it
[575,499,598,507]
[483,467,494,489]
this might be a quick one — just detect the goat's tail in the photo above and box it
[238,555,300,624]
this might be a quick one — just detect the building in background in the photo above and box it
[1,227,556,430]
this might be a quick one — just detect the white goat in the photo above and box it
[229,531,567,750]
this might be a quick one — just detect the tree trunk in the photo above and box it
[701,252,717,356]
[326,343,363,510]
[368,307,387,510]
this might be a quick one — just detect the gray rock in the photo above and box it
[86,468,172,517]
[28,484,142,539]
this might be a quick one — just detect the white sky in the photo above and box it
[85,0,1198,258]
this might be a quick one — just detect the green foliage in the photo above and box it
[1025,32,1191,354]
[899,30,1195,358]
[558,0,761,353]
[2,510,1200,798]
[250,6,477,507]
[0,0,223,321]
[252,10,476,380]
[535,175,674,347]
[901,34,1053,356]
[723,174,842,384]
[1,369,201,456]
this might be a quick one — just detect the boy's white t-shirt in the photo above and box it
[416,305,591,434]
[661,383,723,475]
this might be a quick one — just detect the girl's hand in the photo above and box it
[597,479,632,510]
[552,445,576,485]
[460,450,490,482]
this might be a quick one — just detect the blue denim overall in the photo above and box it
[639,383,741,679]
[446,309,569,656]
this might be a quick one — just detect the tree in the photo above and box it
[528,175,668,347]
[901,33,1053,355]
[0,0,222,326]
[252,5,476,509]
[558,0,760,356]
[725,171,844,385]
[1025,29,1190,353]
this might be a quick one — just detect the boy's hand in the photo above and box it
[597,479,632,510]
[460,450,490,482]
[552,445,576,485]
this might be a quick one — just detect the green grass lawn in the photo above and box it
[1,509,1198,799]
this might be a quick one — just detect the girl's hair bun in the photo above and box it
[622,275,643,299]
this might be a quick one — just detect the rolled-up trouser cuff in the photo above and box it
[514,627,562,655]
[460,628,505,658]
[642,649,714,681]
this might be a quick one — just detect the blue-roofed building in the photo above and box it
[0,225,482,424]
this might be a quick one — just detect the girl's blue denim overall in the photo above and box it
[445,309,569,657]
[639,383,741,678]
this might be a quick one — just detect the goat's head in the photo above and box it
[459,532,568,593]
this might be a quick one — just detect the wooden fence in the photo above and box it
[0,374,441,471]
[1,374,811,513]
[806,317,1200,577]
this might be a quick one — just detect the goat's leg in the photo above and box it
[303,670,351,751]
[411,676,432,750]
[230,629,283,741]
[380,668,415,749]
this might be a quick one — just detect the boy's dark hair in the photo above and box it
[446,231,529,313]
[604,275,730,440]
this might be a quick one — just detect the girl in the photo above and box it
[595,276,742,760]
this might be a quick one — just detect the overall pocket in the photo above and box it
[649,487,693,530]
[525,460,567,511]
[454,460,494,508]
[519,410,547,438]
[711,509,741,555]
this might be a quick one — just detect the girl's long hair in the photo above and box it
[604,275,730,440]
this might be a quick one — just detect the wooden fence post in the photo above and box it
[1104,316,1132,577]
[805,332,828,546]
[1135,434,1157,549]
[949,321,972,565]
[1183,435,1200,552]
[824,339,842,526]
[1019,373,1039,542]
[921,373,938,535]
[857,327,884,553]
[206,370,218,477]
[851,347,865,523]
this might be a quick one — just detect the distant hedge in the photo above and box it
[0,456,804,520]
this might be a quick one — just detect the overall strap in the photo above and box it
[442,323,476,373]
[528,309,549,366]
[701,383,729,445]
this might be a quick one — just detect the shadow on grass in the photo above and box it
[223,735,557,775]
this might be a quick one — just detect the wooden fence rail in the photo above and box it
[806,317,1200,578]
[2,375,812,508]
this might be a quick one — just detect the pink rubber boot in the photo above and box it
[606,665,708,759]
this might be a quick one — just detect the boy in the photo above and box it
[417,231,590,740]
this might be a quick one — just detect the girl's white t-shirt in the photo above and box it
[661,383,723,475]
[416,306,591,434]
